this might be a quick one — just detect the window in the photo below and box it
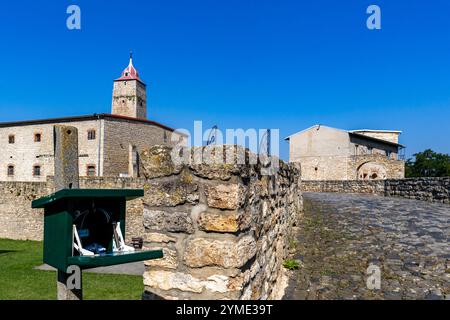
[33,165,41,176]
[7,165,14,176]
[8,135,15,144]
[87,165,96,177]
[87,130,96,140]
[34,133,41,142]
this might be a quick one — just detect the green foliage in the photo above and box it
[405,149,450,178]
[0,238,143,300]
[283,259,300,270]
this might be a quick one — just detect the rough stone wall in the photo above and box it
[298,154,404,181]
[385,177,450,204]
[301,177,450,204]
[301,180,385,195]
[112,80,147,119]
[0,181,51,240]
[0,177,147,241]
[140,145,302,300]
[102,119,177,177]
[348,154,405,180]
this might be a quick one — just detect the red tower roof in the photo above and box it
[115,51,143,82]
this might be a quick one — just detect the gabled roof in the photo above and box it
[284,124,346,140]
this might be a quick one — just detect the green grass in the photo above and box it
[0,238,144,300]
[283,259,300,270]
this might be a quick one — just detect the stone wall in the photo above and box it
[140,145,302,300]
[0,177,147,241]
[301,180,385,194]
[0,181,51,240]
[384,177,450,204]
[301,177,450,204]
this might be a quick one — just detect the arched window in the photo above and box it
[7,165,14,176]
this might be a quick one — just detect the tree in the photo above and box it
[405,149,450,177]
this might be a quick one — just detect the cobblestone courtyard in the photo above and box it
[285,192,449,300]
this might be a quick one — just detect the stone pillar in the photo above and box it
[53,125,82,300]
[54,125,79,190]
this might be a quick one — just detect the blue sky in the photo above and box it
[0,0,449,160]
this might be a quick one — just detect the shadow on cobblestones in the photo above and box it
[284,192,449,300]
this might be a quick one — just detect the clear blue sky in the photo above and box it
[1,0,449,160]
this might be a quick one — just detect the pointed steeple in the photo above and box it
[115,50,142,82]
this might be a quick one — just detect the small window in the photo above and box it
[87,130,96,140]
[33,165,41,176]
[7,165,14,176]
[8,135,15,144]
[87,165,96,177]
[34,133,41,142]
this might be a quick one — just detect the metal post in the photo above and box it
[53,125,82,300]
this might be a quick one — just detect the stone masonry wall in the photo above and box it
[301,177,450,204]
[0,177,147,241]
[140,145,302,300]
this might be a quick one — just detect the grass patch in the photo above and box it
[0,238,144,300]
[283,259,300,270]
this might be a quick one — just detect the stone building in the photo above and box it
[0,55,183,182]
[286,125,405,180]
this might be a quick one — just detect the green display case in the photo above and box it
[32,189,163,271]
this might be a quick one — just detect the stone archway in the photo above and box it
[357,162,387,180]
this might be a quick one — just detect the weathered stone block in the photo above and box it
[140,146,183,179]
[143,180,199,207]
[189,145,250,181]
[144,232,177,243]
[205,184,245,210]
[143,207,194,233]
[144,247,178,270]
[198,211,239,233]
[144,270,204,293]
[184,235,256,268]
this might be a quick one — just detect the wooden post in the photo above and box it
[53,125,82,300]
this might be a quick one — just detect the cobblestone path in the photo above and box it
[284,192,449,300]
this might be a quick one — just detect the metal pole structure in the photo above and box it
[53,125,82,300]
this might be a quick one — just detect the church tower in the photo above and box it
[112,52,147,119]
